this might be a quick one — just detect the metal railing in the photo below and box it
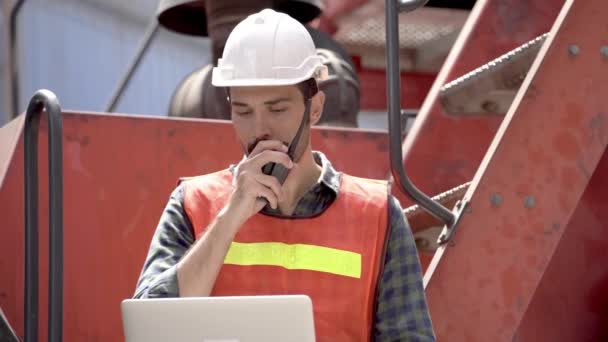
[385,0,456,227]
[24,89,64,342]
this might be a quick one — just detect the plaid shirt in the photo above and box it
[134,152,435,341]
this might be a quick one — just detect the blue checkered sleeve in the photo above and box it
[133,184,193,298]
[374,196,436,341]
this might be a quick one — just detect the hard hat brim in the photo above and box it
[211,65,328,87]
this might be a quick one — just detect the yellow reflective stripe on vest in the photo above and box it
[224,242,362,279]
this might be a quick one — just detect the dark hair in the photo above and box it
[297,78,319,101]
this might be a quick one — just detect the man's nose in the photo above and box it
[253,112,271,138]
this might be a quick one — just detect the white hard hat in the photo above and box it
[212,9,328,87]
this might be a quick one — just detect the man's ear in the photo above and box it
[309,90,325,125]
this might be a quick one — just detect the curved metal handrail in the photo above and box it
[24,89,63,342]
[385,0,456,226]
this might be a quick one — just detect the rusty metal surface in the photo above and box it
[404,181,470,218]
[397,0,564,207]
[424,0,608,340]
[514,151,608,342]
[440,33,548,115]
[358,69,435,110]
[404,181,470,271]
[0,111,390,341]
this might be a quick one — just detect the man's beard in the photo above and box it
[246,137,289,155]
[245,125,311,163]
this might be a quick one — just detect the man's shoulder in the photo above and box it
[176,169,233,205]
[340,173,388,194]
[337,173,390,211]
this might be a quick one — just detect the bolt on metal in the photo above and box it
[568,44,580,56]
[524,196,536,209]
[490,193,503,207]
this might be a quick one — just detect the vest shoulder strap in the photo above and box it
[180,169,232,231]
[339,173,389,208]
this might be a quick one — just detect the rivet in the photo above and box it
[490,193,503,207]
[524,196,536,209]
[568,44,580,56]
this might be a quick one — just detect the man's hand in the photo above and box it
[222,140,292,228]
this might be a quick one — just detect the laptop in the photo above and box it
[121,295,316,342]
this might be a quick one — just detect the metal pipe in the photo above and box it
[8,0,26,119]
[24,89,63,342]
[385,0,455,225]
[105,20,160,112]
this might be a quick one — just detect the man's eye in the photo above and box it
[270,108,287,113]
[234,110,252,116]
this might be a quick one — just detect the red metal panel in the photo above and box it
[424,0,608,340]
[514,151,608,342]
[397,0,564,206]
[0,112,390,341]
[358,69,436,110]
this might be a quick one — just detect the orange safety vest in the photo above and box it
[181,169,390,342]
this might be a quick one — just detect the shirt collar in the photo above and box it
[312,151,340,195]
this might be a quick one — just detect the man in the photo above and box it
[135,9,435,342]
